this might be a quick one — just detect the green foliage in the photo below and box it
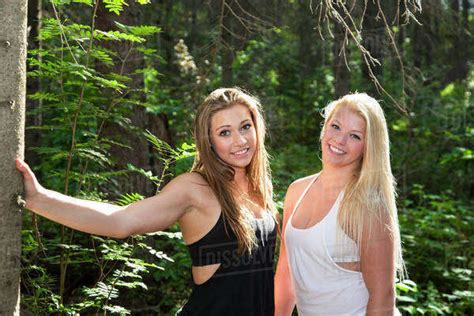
[231,31,333,148]
[21,1,179,314]
[396,185,474,314]
[270,143,321,197]
[22,0,474,313]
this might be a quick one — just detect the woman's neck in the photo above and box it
[233,167,249,193]
[319,164,358,191]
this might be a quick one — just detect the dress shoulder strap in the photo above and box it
[290,173,319,217]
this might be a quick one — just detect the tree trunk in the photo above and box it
[333,6,351,98]
[25,0,42,168]
[0,0,28,314]
[298,0,313,79]
[274,0,283,26]
[220,0,234,86]
[361,0,387,95]
[444,0,470,83]
[96,3,170,196]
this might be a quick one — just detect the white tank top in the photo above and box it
[284,174,369,315]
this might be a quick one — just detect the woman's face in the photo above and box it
[321,106,366,171]
[210,103,257,172]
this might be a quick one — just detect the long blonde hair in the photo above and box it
[192,87,275,254]
[321,93,405,278]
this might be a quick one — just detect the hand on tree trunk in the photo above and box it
[15,159,45,209]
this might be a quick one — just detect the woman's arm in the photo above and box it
[274,182,298,316]
[360,214,397,315]
[16,159,193,238]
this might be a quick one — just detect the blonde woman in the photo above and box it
[16,88,277,315]
[275,93,405,315]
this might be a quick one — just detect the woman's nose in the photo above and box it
[335,133,347,145]
[234,132,248,145]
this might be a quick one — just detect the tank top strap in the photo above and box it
[290,173,320,217]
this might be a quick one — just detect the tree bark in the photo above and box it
[0,0,28,314]
[361,0,387,95]
[96,3,170,196]
[25,0,42,167]
[220,0,234,86]
[333,6,351,97]
[444,0,470,83]
[298,0,314,79]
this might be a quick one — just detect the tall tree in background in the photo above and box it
[96,2,171,196]
[25,0,43,168]
[332,5,351,97]
[216,0,269,86]
[298,0,318,97]
[444,0,471,83]
[361,0,387,95]
[219,0,235,85]
[0,0,28,314]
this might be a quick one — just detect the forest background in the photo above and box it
[15,0,473,314]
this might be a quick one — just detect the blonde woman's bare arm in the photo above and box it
[361,215,397,316]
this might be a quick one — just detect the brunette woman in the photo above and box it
[17,87,277,315]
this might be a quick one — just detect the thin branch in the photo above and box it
[314,0,421,111]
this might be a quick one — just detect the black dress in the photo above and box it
[176,211,277,316]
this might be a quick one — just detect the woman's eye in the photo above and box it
[219,130,230,136]
[331,124,340,130]
[350,134,361,140]
[242,123,252,130]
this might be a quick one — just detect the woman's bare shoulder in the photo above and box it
[287,173,319,195]
[168,172,216,208]
[166,171,208,192]
[282,173,320,214]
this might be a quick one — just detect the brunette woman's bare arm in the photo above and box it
[16,159,195,238]
[274,181,301,316]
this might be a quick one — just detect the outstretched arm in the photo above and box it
[16,159,192,238]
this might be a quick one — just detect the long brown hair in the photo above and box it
[192,87,275,254]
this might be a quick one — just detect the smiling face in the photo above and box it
[210,103,257,172]
[321,106,366,171]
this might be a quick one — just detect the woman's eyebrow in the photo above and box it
[215,124,230,131]
[333,119,363,133]
[216,119,252,131]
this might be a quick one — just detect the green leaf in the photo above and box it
[103,305,131,315]
[73,0,93,5]
[103,0,128,15]
[28,92,60,102]
[396,279,417,293]
[115,280,148,290]
[93,75,127,91]
[440,83,455,98]
[136,46,158,56]
[38,18,61,41]
[452,290,474,298]
[130,25,161,37]
[83,282,119,299]
[90,48,115,66]
[75,147,112,165]
[94,30,145,43]
[127,164,161,184]
[396,295,417,303]
[116,192,144,206]
[391,117,409,132]
[427,304,444,314]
